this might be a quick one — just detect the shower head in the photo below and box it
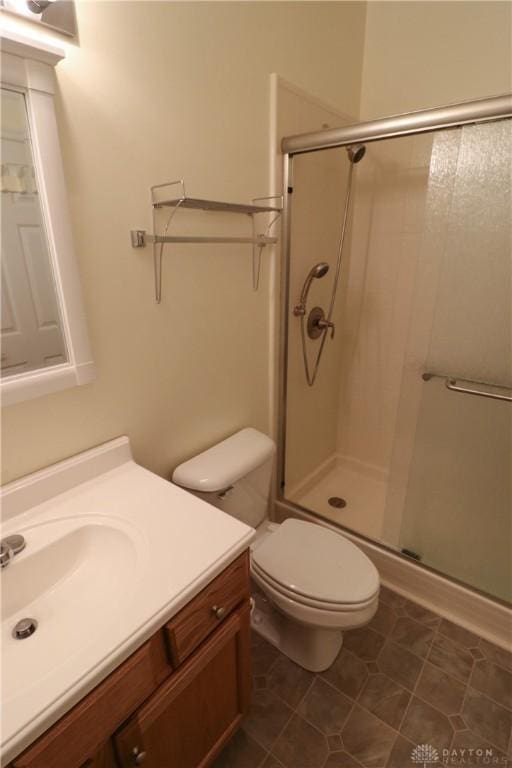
[297,262,330,310]
[310,262,330,279]
[347,144,366,164]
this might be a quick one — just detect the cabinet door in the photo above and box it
[114,603,251,768]
[80,741,118,768]
[13,636,170,768]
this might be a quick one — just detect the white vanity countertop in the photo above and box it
[0,437,255,764]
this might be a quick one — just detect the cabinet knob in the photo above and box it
[132,746,147,765]
[212,604,226,620]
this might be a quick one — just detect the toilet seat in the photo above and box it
[252,518,379,607]
[251,560,378,613]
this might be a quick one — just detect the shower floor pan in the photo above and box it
[288,458,387,541]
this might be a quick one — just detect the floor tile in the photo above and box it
[212,728,267,768]
[391,616,434,659]
[462,686,512,752]
[403,600,441,628]
[449,714,467,730]
[428,633,474,683]
[359,672,410,730]
[267,654,315,708]
[251,633,281,676]
[451,729,510,766]
[415,661,466,715]
[400,696,453,751]
[379,587,406,612]
[479,639,512,672]
[324,752,363,767]
[297,677,353,735]
[342,705,397,767]
[321,648,368,699]
[254,675,267,690]
[438,619,480,649]
[242,689,293,751]
[471,658,512,710]
[368,602,397,636]
[470,647,485,660]
[327,734,343,751]
[343,627,386,661]
[262,756,286,768]
[385,735,418,768]
[272,713,328,768]
[377,639,423,691]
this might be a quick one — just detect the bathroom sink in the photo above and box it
[1,514,142,712]
[2,517,138,620]
[1,437,254,765]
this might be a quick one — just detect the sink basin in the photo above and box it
[1,514,141,707]
[2,518,137,620]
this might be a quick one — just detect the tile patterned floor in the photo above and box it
[214,586,512,768]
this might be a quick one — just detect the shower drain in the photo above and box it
[328,496,347,509]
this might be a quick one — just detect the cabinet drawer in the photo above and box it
[165,551,250,665]
[13,633,170,768]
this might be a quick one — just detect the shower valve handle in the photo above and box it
[318,318,335,339]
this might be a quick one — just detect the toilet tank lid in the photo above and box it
[172,428,275,493]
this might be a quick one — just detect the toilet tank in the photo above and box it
[172,428,275,528]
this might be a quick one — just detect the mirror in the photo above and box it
[1,30,94,406]
[1,87,68,378]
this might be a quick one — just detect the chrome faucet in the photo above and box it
[0,535,26,568]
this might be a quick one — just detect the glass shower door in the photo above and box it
[391,120,512,602]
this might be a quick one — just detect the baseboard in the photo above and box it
[274,500,512,652]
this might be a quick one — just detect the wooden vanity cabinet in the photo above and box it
[115,604,251,768]
[11,551,251,768]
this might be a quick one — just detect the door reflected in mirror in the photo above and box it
[1,87,68,378]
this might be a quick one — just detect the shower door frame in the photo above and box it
[276,93,512,589]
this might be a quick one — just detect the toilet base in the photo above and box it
[251,588,343,672]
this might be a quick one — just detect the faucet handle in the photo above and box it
[0,542,14,569]
[0,534,26,568]
[318,318,335,339]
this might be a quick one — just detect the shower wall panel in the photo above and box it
[335,136,433,485]
[275,81,352,494]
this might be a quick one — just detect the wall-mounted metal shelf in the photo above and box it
[131,180,282,303]
[130,232,277,247]
[152,197,282,215]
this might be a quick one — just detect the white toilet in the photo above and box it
[172,427,380,672]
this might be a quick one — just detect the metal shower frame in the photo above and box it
[277,93,512,543]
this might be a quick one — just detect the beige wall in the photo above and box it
[1,1,367,484]
[361,1,512,119]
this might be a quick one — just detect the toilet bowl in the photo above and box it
[172,428,380,671]
[250,518,379,670]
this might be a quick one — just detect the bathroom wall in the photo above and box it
[1,1,367,484]
[360,0,512,120]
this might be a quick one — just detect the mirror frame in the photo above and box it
[1,28,95,406]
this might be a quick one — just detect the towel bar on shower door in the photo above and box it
[422,372,512,403]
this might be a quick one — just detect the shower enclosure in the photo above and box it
[278,94,512,605]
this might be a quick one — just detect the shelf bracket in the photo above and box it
[130,181,282,303]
